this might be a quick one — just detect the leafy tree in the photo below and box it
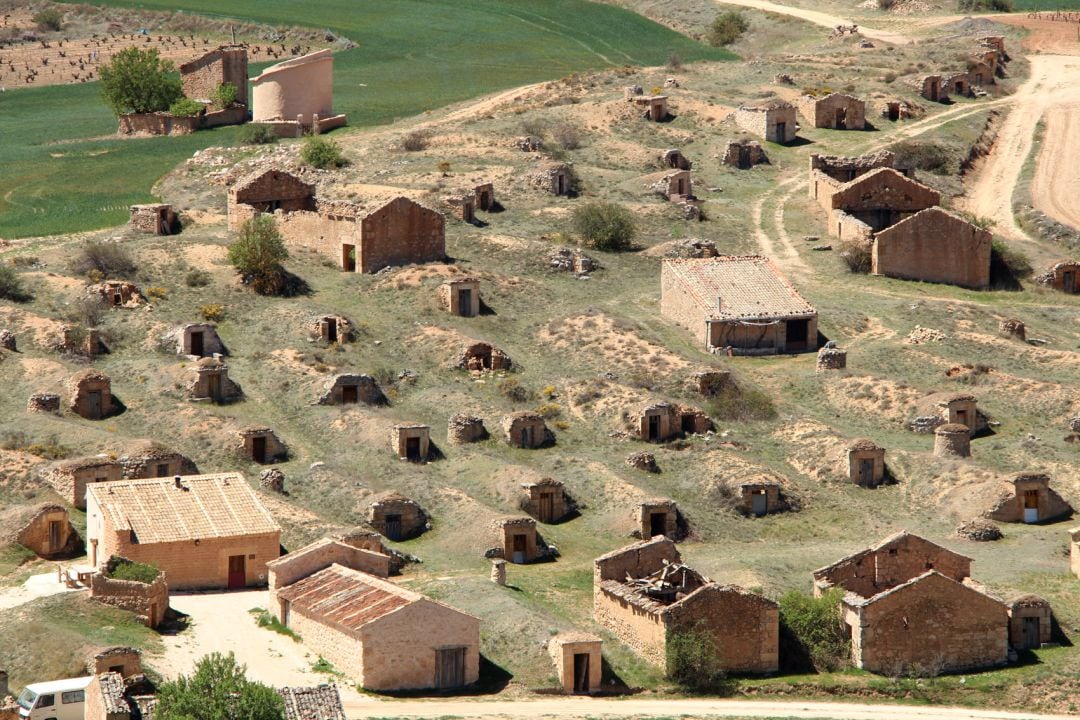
[0,264,32,303]
[228,215,289,295]
[33,8,63,32]
[665,623,731,692]
[572,201,636,252]
[778,588,849,672]
[707,11,749,46]
[300,135,346,169]
[155,652,284,720]
[99,47,182,115]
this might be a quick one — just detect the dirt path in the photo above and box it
[341,696,1078,719]
[1031,100,1080,233]
[714,0,913,43]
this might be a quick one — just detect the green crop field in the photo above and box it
[0,0,730,239]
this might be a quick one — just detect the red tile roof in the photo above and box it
[276,564,421,631]
[663,256,816,322]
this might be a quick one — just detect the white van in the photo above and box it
[15,676,91,720]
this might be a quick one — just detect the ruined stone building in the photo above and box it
[90,558,169,628]
[872,207,992,289]
[238,427,288,464]
[1035,261,1079,294]
[503,411,552,448]
[93,281,142,308]
[391,424,431,462]
[447,414,487,445]
[269,545,479,690]
[68,370,119,420]
[86,473,281,589]
[83,649,156,720]
[527,162,573,195]
[440,278,481,317]
[644,169,692,201]
[366,492,428,540]
[129,203,179,235]
[168,323,225,357]
[935,423,972,458]
[721,139,768,169]
[180,45,248,106]
[474,183,496,211]
[661,256,818,355]
[444,192,476,223]
[816,167,940,242]
[661,148,692,170]
[631,94,669,121]
[796,93,866,130]
[549,633,603,694]
[814,532,1008,674]
[318,374,385,406]
[1,504,80,559]
[251,50,347,135]
[847,439,886,488]
[457,342,511,372]
[808,151,901,195]
[520,478,568,524]
[594,537,779,673]
[985,473,1073,525]
[312,314,353,344]
[734,101,798,144]
[917,74,946,102]
[228,168,316,232]
[634,402,713,442]
[911,392,984,434]
[635,499,680,539]
[945,71,972,97]
[188,357,243,403]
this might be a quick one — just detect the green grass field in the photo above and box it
[0,0,729,239]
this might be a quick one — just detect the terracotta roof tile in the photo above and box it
[663,256,816,321]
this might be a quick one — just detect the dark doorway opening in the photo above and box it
[573,653,590,694]
[649,512,667,538]
[786,319,809,352]
[252,436,267,463]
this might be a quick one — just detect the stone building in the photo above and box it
[1035,261,1079,294]
[808,151,901,202]
[318,374,385,406]
[251,50,347,135]
[502,411,551,449]
[847,439,886,488]
[93,281,143,308]
[594,537,779,673]
[814,532,1007,674]
[661,256,818,355]
[796,93,866,130]
[630,95,669,121]
[734,101,798,144]
[967,57,996,86]
[227,168,316,232]
[457,342,511,372]
[1006,595,1052,650]
[188,357,243,403]
[440,278,481,317]
[645,170,692,200]
[238,427,288,464]
[474,183,496,211]
[46,456,123,509]
[548,633,602,694]
[520,478,568,524]
[635,499,679,539]
[366,492,428,540]
[661,148,692,170]
[488,517,543,563]
[277,685,347,720]
[391,423,431,462]
[87,647,143,678]
[816,344,847,371]
[268,538,393,592]
[119,441,198,480]
[2,504,81,559]
[89,561,169,628]
[935,423,972,458]
[129,203,179,235]
[86,473,281,590]
[180,45,248,106]
[68,370,119,420]
[633,402,713,442]
[312,314,353,344]
[735,481,792,517]
[911,392,983,434]
[985,473,1072,525]
[527,162,573,195]
[721,139,768,169]
[269,560,479,691]
[688,369,733,397]
[447,414,487,445]
[872,207,992,289]
[917,74,946,102]
[168,323,225,357]
[820,168,940,242]
[945,72,972,97]
[444,192,476,223]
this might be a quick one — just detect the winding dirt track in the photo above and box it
[714,0,913,43]
[1030,98,1080,232]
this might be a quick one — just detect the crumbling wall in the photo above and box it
[90,571,169,628]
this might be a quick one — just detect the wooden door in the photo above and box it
[1022,617,1040,649]
[227,555,246,589]
[86,390,102,419]
[385,514,402,540]
[539,493,554,523]
[458,289,473,317]
[251,436,267,463]
[48,521,61,551]
[208,374,222,402]
[1065,271,1076,293]
[521,426,534,448]
[859,459,875,487]
[190,331,204,357]
[752,491,768,517]
[775,122,786,142]
[435,647,465,689]
[573,653,590,693]
[1024,489,1040,523]
[955,409,968,427]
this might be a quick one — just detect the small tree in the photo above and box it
[229,215,289,295]
[71,240,137,279]
[779,588,849,672]
[300,135,346,169]
[707,11,749,46]
[212,82,239,109]
[0,265,32,303]
[99,47,182,116]
[155,652,284,720]
[33,8,63,32]
[666,624,730,692]
[572,202,636,252]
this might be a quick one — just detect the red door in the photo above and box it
[228,555,246,589]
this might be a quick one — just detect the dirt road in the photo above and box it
[714,0,913,43]
[341,696,1078,719]
[1031,100,1080,233]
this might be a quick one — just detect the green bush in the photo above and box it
[99,47,182,116]
[184,268,212,287]
[237,123,279,146]
[300,135,346,169]
[156,652,284,720]
[666,624,732,692]
[572,202,636,252]
[212,82,238,109]
[169,97,205,117]
[779,588,849,672]
[890,140,956,175]
[106,557,160,584]
[33,8,63,32]
[71,240,137,279]
[229,215,290,295]
[0,264,32,303]
[706,384,777,422]
[707,11,749,47]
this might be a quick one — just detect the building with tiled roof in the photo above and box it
[86,473,281,590]
[269,550,480,691]
[276,684,346,720]
[660,256,818,354]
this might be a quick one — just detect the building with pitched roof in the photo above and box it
[269,552,480,691]
[276,684,346,720]
[661,256,818,354]
[85,473,281,590]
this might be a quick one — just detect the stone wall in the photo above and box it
[873,208,992,289]
[734,104,797,143]
[666,585,780,673]
[708,316,818,356]
[1007,596,1052,648]
[440,279,481,317]
[520,480,567,523]
[268,540,390,592]
[14,505,80,559]
[492,518,540,563]
[1035,261,1080,294]
[90,572,169,628]
[68,370,116,420]
[447,415,487,445]
[797,93,866,130]
[391,424,431,461]
[318,374,385,406]
[85,672,129,720]
[129,204,177,235]
[816,534,971,598]
[660,263,710,347]
[238,428,288,463]
[117,112,199,136]
[368,496,427,540]
[47,460,122,509]
[593,588,668,665]
[847,443,886,487]
[595,537,680,585]
[287,607,365,680]
[502,412,550,448]
[549,634,602,693]
[181,46,248,105]
[358,197,446,273]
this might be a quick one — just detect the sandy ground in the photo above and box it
[340,696,1080,719]
[713,0,914,44]
[0,571,86,611]
[151,590,370,705]
[1030,101,1080,233]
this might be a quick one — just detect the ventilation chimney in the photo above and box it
[174,476,183,489]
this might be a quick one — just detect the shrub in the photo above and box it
[779,588,849,672]
[156,652,284,720]
[300,135,346,169]
[401,130,428,152]
[228,215,290,295]
[169,97,204,117]
[553,123,581,150]
[707,11,749,46]
[106,556,160,584]
[99,47,182,116]
[666,624,732,692]
[1,432,69,459]
[706,384,777,422]
[572,202,636,252]
[184,268,212,287]
[0,265,32,302]
[200,303,225,322]
[145,285,167,300]
[237,123,279,145]
[33,8,63,32]
[838,239,872,273]
[498,378,533,403]
[535,402,562,419]
[890,140,955,175]
[72,240,136,279]
[212,82,238,109]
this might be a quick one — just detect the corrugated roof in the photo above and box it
[88,473,279,544]
[663,256,816,321]
[276,564,421,631]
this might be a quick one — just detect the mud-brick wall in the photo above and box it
[90,572,169,627]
